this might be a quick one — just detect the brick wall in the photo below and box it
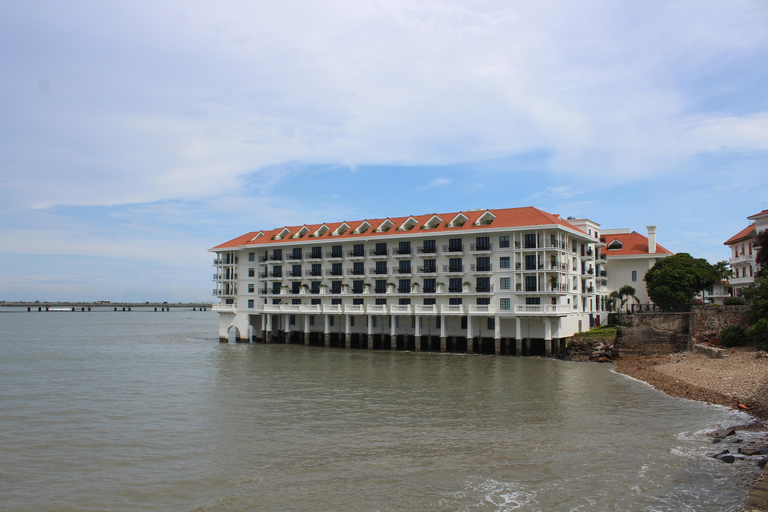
[690,305,749,345]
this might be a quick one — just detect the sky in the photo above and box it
[1,0,767,302]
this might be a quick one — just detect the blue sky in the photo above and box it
[1,0,767,302]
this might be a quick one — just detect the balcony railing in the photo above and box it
[347,250,366,258]
[514,305,568,314]
[397,287,411,293]
[416,266,437,274]
[415,305,437,315]
[470,264,492,272]
[390,305,412,314]
[443,245,464,253]
[468,305,494,314]
[417,246,438,254]
[367,305,387,314]
[469,243,492,252]
[369,267,388,275]
[440,305,464,315]
[443,265,464,273]
[325,251,344,259]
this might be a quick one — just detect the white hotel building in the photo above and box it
[210,207,605,356]
[724,208,768,296]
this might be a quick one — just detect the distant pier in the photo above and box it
[2,302,212,312]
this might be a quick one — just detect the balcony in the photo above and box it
[514,305,568,314]
[448,285,463,293]
[305,270,322,277]
[369,267,389,276]
[325,269,344,277]
[344,305,365,314]
[346,268,366,276]
[347,249,366,258]
[396,267,412,275]
[423,286,436,294]
[417,246,438,255]
[323,305,343,313]
[213,304,237,313]
[416,266,437,274]
[367,305,387,314]
[468,305,495,314]
[300,305,321,313]
[440,305,465,315]
[415,305,437,315]
[397,287,411,294]
[268,272,282,279]
[469,243,493,252]
[470,264,492,273]
[369,248,389,257]
[325,251,344,259]
[443,244,464,253]
[285,271,302,279]
[475,285,493,293]
[351,286,364,294]
[390,305,412,314]
[393,248,412,257]
[306,253,322,260]
[443,265,464,273]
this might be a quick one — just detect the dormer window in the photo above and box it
[313,224,329,237]
[275,227,291,240]
[353,221,370,234]
[399,217,418,231]
[607,239,623,250]
[448,213,468,228]
[423,215,443,229]
[293,226,310,239]
[474,211,496,226]
[376,219,394,232]
[332,222,350,236]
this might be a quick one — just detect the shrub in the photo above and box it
[725,297,746,305]
[748,318,768,345]
[607,313,619,326]
[720,325,748,347]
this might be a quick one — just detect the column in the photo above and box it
[494,315,501,356]
[466,315,473,354]
[367,315,374,350]
[284,315,290,344]
[303,314,310,345]
[390,315,397,350]
[440,315,447,353]
[345,315,351,349]
[544,318,552,357]
[414,316,421,352]
[515,317,523,356]
[266,314,273,344]
[261,314,267,344]
[324,315,331,347]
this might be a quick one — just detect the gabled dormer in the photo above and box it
[353,221,370,234]
[312,224,329,238]
[376,219,394,233]
[422,215,443,229]
[274,227,291,240]
[292,226,310,239]
[332,222,350,236]
[606,239,623,250]
[398,216,418,231]
[448,212,468,227]
[474,210,496,226]
[248,232,265,242]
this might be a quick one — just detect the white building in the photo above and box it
[725,208,768,295]
[210,206,602,356]
[599,226,673,307]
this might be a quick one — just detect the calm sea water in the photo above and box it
[0,310,762,511]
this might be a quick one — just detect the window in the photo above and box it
[311,281,320,294]
[375,298,387,305]
[311,298,321,305]
[449,258,463,272]
[372,317,377,328]
[248,283,255,293]
[292,264,301,277]
[353,262,364,275]
[477,297,490,305]
[375,280,387,294]
[292,248,302,260]
[500,298,511,310]
[423,278,436,293]
[248,267,255,277]
[331,245,342,258]
[399,298,411,305]
[526,297,541,305]
[352,244,365,257]
[461,317,467,329]
[448,238,462,252]
[311,263,322,276]
[476,236,490,251]
[375,261,387,275]
[331,263,342,276]
[271,265,282,278]
[423,240,436,253]
[248,299,254,308]
[292,298,301,305]
[331,281,342,294]
[272,249,282,261]
[248,252,255,262]
[525,276,537,292]
[329,316,334,326]
[291,282,301,294]
[309,315,315,326]
[350,317,355,327]
[353,298,364,305]
[499,236,510,248]
[331,298,342,305]
[631,270,637,282]
[436,316,441,328]
[449,278,462,293]
[398,241,411,255]
[310,246,322,259]
[499,257,510,269]
[499,277,510,290]
[399,260,412,274]
[423,259,436,273]
[487,317,495,330]
[525,255,536,270]
[399,279,411,293]
[524,234,537,249]
[375,242,388,255]
[289,315,296,325]
[423,298,436,305]
[352,280,364,294]
[476,278,490,292]
[272,282,281,294]
[476,257,490,272]
[449,297,463,305]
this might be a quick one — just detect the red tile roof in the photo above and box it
[747,209,768,221]
[603,231,672,256]
[724,224,756,245]
[210,206,589,250]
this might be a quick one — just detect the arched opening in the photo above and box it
[227,325,241,343]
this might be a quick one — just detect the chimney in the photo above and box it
[647,225,657,254]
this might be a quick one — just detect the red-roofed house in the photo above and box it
[600,226,674,305]
[725,209,768,295]
[209,206,603,356]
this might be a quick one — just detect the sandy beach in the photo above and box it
[613,347,768,421]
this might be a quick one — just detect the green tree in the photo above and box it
[644,253,718,305]
[713,260,731,282]
[755,230,768,277]
[742,275,768,324]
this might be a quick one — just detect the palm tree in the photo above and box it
[617,285,638,312]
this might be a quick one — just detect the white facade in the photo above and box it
[725,209,768,295]
[210,208,602,355]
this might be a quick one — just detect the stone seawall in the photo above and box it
[690,304,750,345]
